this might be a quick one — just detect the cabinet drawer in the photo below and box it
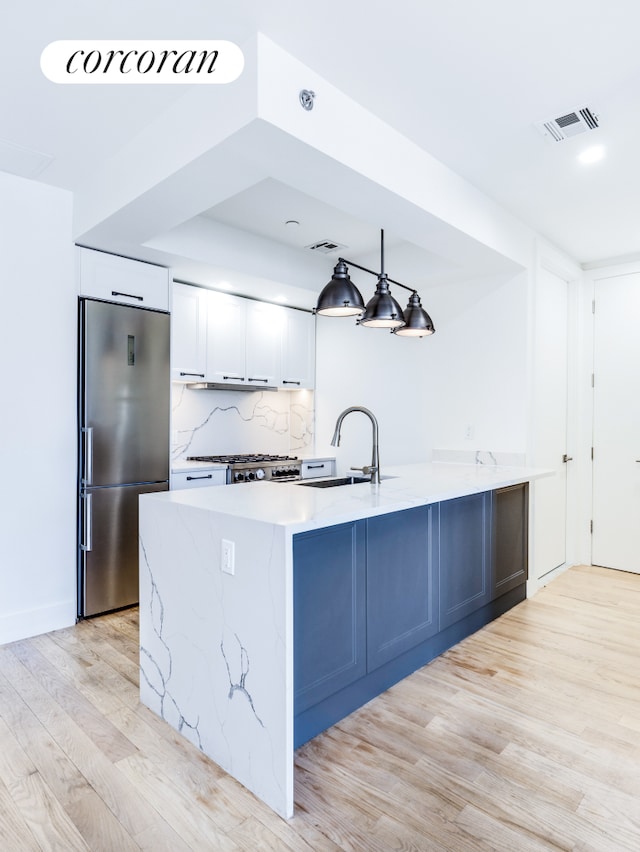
[172,469,227,489]
[301,459,336,479]
[79,248,169,311]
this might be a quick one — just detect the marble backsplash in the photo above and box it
[431,449,527,466]
[171,383,314,461]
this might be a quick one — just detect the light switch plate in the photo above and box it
[221,539,235,575]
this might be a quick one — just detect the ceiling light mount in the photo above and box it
[314,229,435,338]
[299,89,315,111]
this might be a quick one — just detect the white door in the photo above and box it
[532,267,570,580]
[592,273,640,574]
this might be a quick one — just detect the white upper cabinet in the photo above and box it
[79,247,169,311]
[170,283,315,389]
[245,300,283,387]
[171,283,207,382]
[281,309,316,389]
[206,290,249,385]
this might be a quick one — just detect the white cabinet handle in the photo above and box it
[111,290,143,302]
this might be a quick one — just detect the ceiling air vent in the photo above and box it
[305,239,347,254]
[535,106,600,143]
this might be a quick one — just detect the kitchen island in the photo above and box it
[138,462,550,819]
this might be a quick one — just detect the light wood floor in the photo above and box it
[1,565,639,851]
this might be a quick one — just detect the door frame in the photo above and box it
[586,258,640,571]
[527,240,583,595]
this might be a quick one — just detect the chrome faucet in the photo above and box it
[330,406,381,484]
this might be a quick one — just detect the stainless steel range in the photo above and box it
[186,454,301,483]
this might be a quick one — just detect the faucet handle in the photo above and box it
[350,465,377,476]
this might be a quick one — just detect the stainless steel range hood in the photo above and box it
[186,381,277,392]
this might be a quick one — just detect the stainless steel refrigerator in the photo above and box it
[78,299,170,617]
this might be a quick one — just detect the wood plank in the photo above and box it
[0,565,639,850]
[5,770,90,851]
[115,751,242,850]
[8,640,137,763]
[0,645,167,839]
[0,776,41,852]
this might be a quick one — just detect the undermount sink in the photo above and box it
[299,475,371,488]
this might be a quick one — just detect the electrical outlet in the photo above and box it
[464,424,475,440]
[221,539,235,575]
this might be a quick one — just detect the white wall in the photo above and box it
[0,172,76,644]
[314,270,529,475]
[314,316,434,473]
[427,271,529,454]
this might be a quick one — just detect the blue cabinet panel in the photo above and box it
[293,522,366,714]
[493,483,528,598]
[366,505,439,671]
[294,487,528,748]
[439,492,492,630]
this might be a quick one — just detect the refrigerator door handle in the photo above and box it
[80,493,92,551]
[82,427,93,485]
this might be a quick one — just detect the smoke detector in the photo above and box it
[305,239,347,254]
[535,106,600,143]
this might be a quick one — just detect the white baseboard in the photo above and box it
[527,561,572,597]
[0,600,77,646]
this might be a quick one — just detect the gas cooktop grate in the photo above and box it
[186,454,299,464]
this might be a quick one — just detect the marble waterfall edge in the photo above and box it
[139,497,293,818]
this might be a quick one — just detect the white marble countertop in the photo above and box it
[148,462,552,534]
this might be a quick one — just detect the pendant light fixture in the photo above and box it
[315,260,365,317]
[359,230,405,329]
[393,291,435,337]
[314,228,435,338]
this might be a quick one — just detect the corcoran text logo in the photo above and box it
[40,40,244,84]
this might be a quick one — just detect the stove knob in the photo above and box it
[247,471,256,481]
[255,468,265,480]
[234,471,245,482]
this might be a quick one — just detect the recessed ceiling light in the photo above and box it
[578,144,605,165]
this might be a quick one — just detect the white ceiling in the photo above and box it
[3,0,640,274]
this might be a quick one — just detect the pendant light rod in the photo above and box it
[336,258,416,294]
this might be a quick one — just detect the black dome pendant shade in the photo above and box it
[315,260,365,317]
[314,228,435,338]
[359,274,406,329]
[393,291,435,336]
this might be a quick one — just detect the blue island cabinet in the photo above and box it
[294,484,528,748]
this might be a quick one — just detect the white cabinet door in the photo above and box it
[170,284,316,390]
[171,283,207,382]
[246,301,282,387]
[172,469,227,489]
[206,291,248,385]
[79,247,169,311]
[281,309,315,389]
